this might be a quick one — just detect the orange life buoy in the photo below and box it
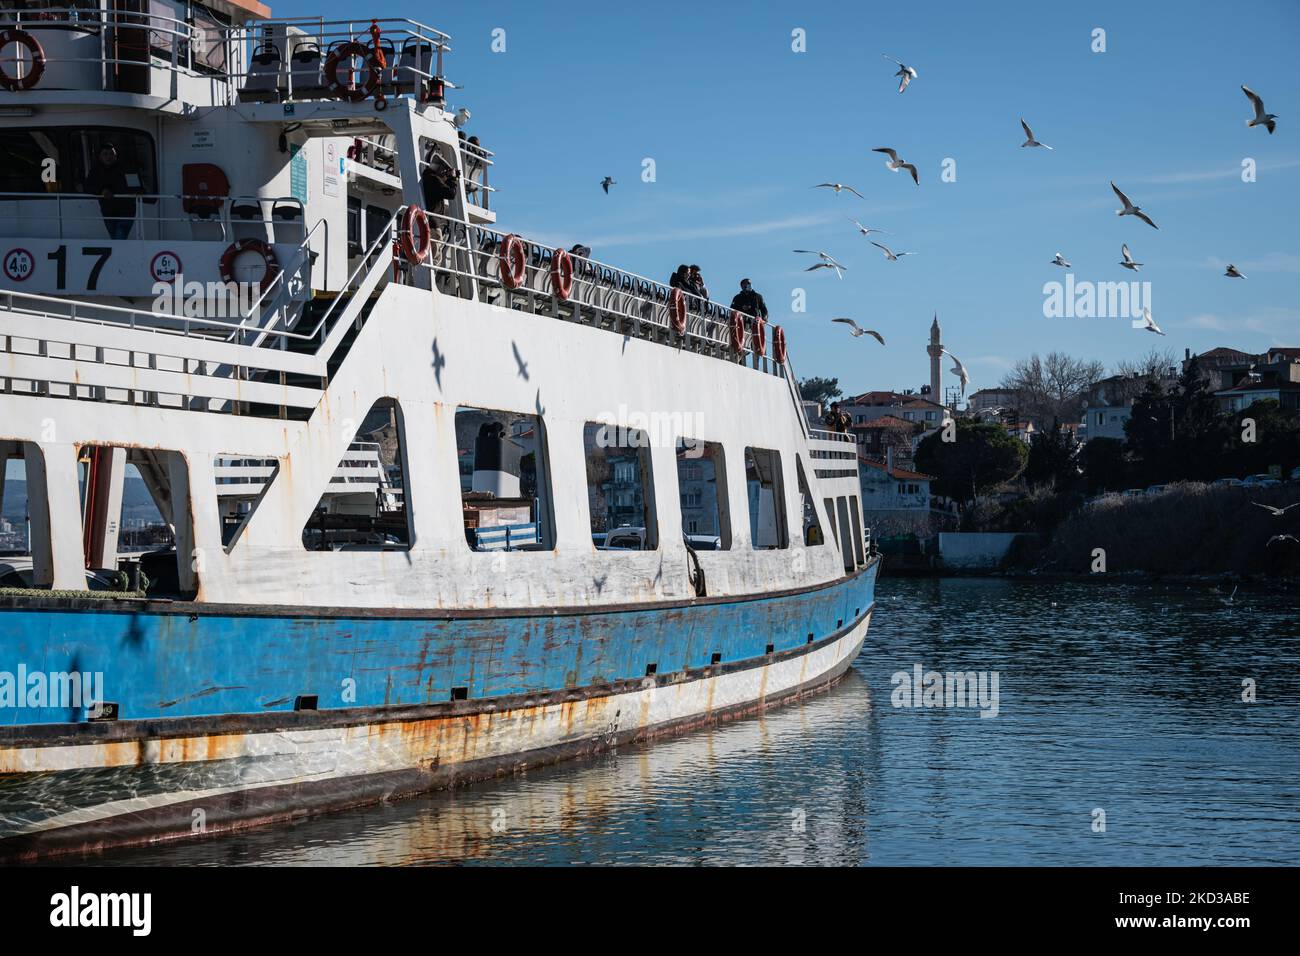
[219,239,280,294]
[751,315,767,358]
[729,310,746,352]
[499,234,526,289]
[400,205,430,264]
[550,247,574,300]
[772,325,787,364]
[0,29,46,92]
[324,41,380,102]
[669,288,687,334]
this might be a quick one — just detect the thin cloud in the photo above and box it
[1186,307,1300,335]
[1202,253,1300,273]
[574,213,845,249]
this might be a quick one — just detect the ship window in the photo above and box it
[0,127,156,198]
[214,453,281,552]
[744,447,788,549]
[0,443,41,575]
[456,406,555,552]
[190,3,232,74]
[584,422,658,550]
[346,197,362,256]
[366,204,390,249]
[76,446,195,597]
[849,496,865,567]
[676,439,730,550]
[795,455,824,547]
[301,398,412,552]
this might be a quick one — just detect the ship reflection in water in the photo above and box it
[79,578,1300,867]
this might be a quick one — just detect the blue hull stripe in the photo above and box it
[0,567,876,726]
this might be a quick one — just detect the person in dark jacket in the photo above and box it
[669,265,690,291]
[687,264,708,302]
[729,278,768,320]
[419,148,460,236]
[83,143,135,240]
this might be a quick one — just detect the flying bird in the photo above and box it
[1253,502,1300,516]
[1120,243,1143,271]
[872,147,919,185]
[832,318,885,344]
[813,182,864,198]
[1020,118,1053,150]
[850,219,889,237]
[881,54,917,94]
[1267,534,1298,547]
[941,348,969,394]
[600,176,616,193]
[1224,264,1247,279]
[1138,307,1166,336]
[1051,252,1071,268]
[870,240,914,262]
[1111,182,1159,230]
[1241,85,1277,135]
[794,249,846,278]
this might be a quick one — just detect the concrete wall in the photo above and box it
[936,532,1036,570]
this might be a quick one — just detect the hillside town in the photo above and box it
[800,317,1300,550]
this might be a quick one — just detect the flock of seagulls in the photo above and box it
[799,57,1281,391]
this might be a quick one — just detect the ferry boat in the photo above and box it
[0,0,878,860]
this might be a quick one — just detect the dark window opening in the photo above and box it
[585,422,658,550]
[677,438,730,551]
[745,447,788,549]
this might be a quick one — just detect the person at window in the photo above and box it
[419,148,460,233]
[729,278,768,321]
[83,143,135,240]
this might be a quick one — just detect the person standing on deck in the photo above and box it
[729,278,768,321]
[83,143,136,240]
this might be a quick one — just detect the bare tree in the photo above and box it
[1107,347,1177,405]
[1000,352,1105,426]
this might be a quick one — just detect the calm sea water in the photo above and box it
[86,577,1300,866]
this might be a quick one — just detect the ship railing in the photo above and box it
[0,192,306,245]
[460,142,495,212]
[226,16,451,106]
[808,428,856,445]
[0,5,220,99]
[410,211,784,373]
[215,442,382,495]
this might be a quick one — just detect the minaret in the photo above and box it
[927,313,943,401]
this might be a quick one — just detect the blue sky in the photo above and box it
[376,0,1297,400]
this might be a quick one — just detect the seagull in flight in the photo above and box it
[1225,264,1247,279]
[1111,182,1159,229]
[850,219,889,238]
[1119,244,1142,271]
[1253,502,1300,516]
[1050,252,1071,268]
[941,348,970,394]
[872,147,919,185]
[1020,118,1053,150]
[1241,85,1277,135]
[870,240,914,262]
[813,182,864,198]
[600,176,616,193]
[1138,307,1166,336]
[881,54,917,93]
[794,249,846,278]
[832,318,885,344]
[1267,534,1298,547]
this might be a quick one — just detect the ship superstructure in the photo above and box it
[0,1,877,858]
